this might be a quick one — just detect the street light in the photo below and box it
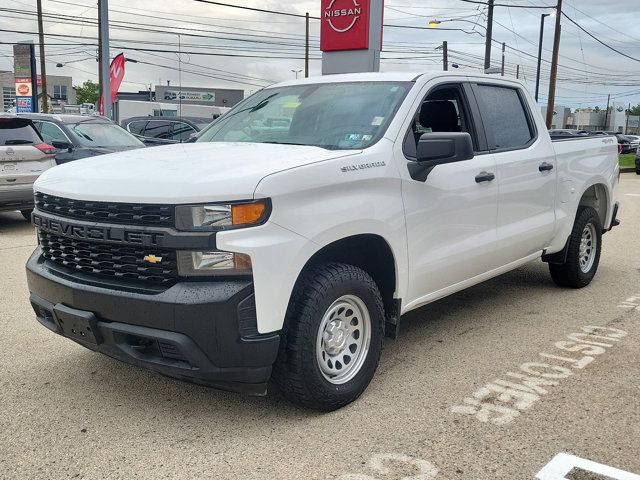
[428,18,486,31]
[535,12,556,103]
[291,69,302,79]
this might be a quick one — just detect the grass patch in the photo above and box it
[619,154,636,168]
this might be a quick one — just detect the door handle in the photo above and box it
[475,171,495,183]
[539,162,554,172]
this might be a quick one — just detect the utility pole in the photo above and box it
[36,0,49,113]
[483,0,495,71]
[545,0,563,129]
[500,42,505,76]
[535,13,551,102]
[516,64,520,79]
[98,0,111,119]
[442,41,448,71]
[625,102,631,134]
[305,12,310,78]
[604,93,611,130]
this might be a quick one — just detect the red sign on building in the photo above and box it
[320,0,371,51]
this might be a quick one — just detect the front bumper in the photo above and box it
[26,249,280,395]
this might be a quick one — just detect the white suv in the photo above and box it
[0,116,56,219]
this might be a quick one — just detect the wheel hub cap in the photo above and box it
[579,223,597,273]
[316,295,372,385]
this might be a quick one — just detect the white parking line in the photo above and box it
[536,453,640,479]
[625,194,640,197]
[618,295,640,312]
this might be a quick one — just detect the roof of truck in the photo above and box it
[273,70,525,88]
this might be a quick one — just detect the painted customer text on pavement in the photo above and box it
[451,325,627,425]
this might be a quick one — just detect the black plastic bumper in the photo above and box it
[26,249,280,395]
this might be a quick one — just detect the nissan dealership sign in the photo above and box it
[321,0,371,51]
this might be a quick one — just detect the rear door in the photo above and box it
[471,83,556,264]
[0,118,54,189]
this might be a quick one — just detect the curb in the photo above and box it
[620,167,637,173]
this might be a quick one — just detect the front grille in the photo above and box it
[35,192,174,227]
[39,231,178,285]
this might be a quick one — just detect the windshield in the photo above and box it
[196,81,412,150]
[68,122,144,148]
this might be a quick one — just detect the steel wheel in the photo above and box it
[316,294,372,385]
[579,223,597,273]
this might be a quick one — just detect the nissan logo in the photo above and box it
[324,0,362,33]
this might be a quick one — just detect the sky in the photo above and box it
[0,0,639,110]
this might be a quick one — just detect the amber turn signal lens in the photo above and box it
[231,202,266,226]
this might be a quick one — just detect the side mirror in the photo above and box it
[409,132,474,181]
[51,140,73,152]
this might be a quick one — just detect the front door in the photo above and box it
[398,82,499,309]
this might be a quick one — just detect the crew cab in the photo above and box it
[26,72,620,411]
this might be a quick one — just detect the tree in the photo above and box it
[594,106,600,112]
[74,80,99,105]
[627,104,640,116]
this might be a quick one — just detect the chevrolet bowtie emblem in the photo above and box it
[143,255,162,264]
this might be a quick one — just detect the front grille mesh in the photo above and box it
[35,192,174,227]
[39,231,177,285]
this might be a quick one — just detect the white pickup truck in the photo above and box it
[26,72,619,411]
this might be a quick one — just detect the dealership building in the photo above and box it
[542,102,639,134]
[117,84,244,108]
[0,71,76,112]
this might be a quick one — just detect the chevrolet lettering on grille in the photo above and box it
[33,214,165,247]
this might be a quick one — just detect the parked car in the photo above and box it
[635,147,640,174]
[18,114,145,164]
[0,115,56,219]
[624,134,639,153]
[26,72,620,411]
[121,116,212,146]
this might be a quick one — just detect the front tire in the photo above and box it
[273,263,384,411]
[20,209,33,221]
[549,206,602,288]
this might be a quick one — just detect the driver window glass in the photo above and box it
[37,122,69,144]
[404,85,477,158]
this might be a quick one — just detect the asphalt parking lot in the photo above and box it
[1,175,639,480]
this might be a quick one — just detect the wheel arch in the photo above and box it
[285,234,399,335]
[578,182,610,229]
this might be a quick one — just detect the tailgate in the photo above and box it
[0,146,56,186]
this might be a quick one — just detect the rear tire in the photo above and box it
[549,206,602,288]
[20,209,33,221]
[273,263,384,411]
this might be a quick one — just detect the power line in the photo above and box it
[561,12,640,63]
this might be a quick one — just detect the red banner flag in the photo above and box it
[100,53,126,116]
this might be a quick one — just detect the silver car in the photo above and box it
[0,116,56,220]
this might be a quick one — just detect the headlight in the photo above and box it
[175,199,270,231]
[177,251,252,277]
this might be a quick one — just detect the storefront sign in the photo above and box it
[320,0,371,51]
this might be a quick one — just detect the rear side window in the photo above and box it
[126,121,147,136]
[0,118,42,145]
[144,121,172,139]
[476,85,534,150]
